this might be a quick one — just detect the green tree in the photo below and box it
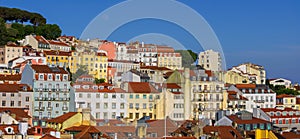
[36,24,61,39]
[24,25,34,35]
[72,65,88,82]
[11,23,25,39]
[0,17,8,45]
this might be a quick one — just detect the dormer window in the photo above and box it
[249,89,252,93]
[56,75,60,80]
[93,86,98,90]
[99,86,104,90]
[39,74,44,80]
[63,75,68,81]
[108,86,113,90]
[74,85,80,89]
[242,89,246,93]
[83,85,89,89]
[5,127,13,134]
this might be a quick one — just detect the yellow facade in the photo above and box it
[225,70,249,84]
[44,50,71,67]
[255,129,278,139]
[126,93,157,121]
[69,51,108,80]
[157,53,182,70]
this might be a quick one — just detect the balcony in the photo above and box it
[47,107,53,111]
[254,100,265,103]
[62,107,68,111]
[34,106,45,111]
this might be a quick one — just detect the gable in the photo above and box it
[215,116,232,126]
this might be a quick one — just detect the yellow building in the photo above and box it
[69,50,108,80]
[123,82,160,121]
[44,50,71,67]
[157,52,182,70]
[225,70,250,84]
[46,109,96,131]
[255,129,278,139]
[276,94,296,109]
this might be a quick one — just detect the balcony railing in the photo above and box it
[62,107,68,111]
[47,107,53,111]
[34,97,70,101]
[34,88,70,92]
[254,100,265,103]
[34,106,45,111]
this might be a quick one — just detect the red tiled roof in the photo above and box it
[0,107,31,121]
[65,125,111,139]
[31,65,69,74]
[282,131,300,139]
[297,98,300,104]
[0,84,32,92]
[44,50,71,56]
[140,66,171,71]
[46,112,78,123]
[227,115,271,124]
[205,70,213,77]
[163,137,196,139]
[235,84,256,89]
[35,36,49,44]
[40,134,59,139]
[276,94,295,98]
[166,83,181,89]
[261,107,298,113]
[128,82,159,93]
[203,126,243,139]
[0,74,21,81]
[48,40,69,46]
[0,124,19,135]
[146,118,179,138]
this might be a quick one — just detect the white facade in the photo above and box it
[270,78,292,88]
[198,49,222,71]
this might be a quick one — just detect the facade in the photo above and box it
[270,78,292,88]
[198,49,222,72]
[0,84,33,115]
[225,70,250,84]
[254,108,300,129]
[24,35,50,51]
[228,84,276,112]
[276,94,296,109]
[73,75,127,119]
[57,35,77,46]
[44,50,71,67]
[122,82,160,121]
[20,64,71,126]
[48,40,71,52]
[3,44,23,64]
[226,63,266,84]
[227,91,248,115]
[157,52,182,70]
[138,43,158,66]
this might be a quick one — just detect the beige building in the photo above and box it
[157,52,182,70]
[198,49,222,71]
[1,44,23,64]
[24,35,50,51]
[226,63,266,84]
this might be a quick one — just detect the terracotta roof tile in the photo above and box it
[48,40,69,47]
[0,124,19,135]
[40,134,59,139]
[31,65,69,74]
[276,94,295,98]
[140,66,171,71]
[0,84,32,92]
[203,126,243,139]
[0,107,31,121]
[0,74,21,81]
[235,84,256,89]
[35,36,49,44]
[227,115,271,124]
[128,82,159,93]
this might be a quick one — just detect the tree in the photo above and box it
[11,23,24,39]
[72,65,88,82]
[36,24,61,39]
[0,17,8,45]
[175,50,198,68]
[24,25,34,35]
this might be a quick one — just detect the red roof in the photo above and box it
[0,124,19,135]
[128,82,159,93]
[48,40,69,47]
[261,107,298,113]
[235,84,256,89]
[31,65,69,74]
[140,66,171,71]
[40,134,59,139]
[203,126,243,139]
[0,74,21,81]
[35,36,49,44]
[65,125,111,139]
[205,70,213,77]
[0,107,31,121]
[0,84,32,92]
[227,115,271,124]
[276,94,295,98]
[44,50,71,56]
[46,112,78,123]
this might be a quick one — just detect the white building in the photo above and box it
[228,84,276,112]
[198,49,222,71]
[269,78,292,88]
[73,75,127,119]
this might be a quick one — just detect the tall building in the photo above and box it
[21,64,71,126]
[198,49,222,71]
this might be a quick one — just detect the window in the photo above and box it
[112,94,116,99]
[11,93,14,97]
[112,103,116,109]
[39,74,44,80]
[103,112,108,119]
[87,103,91,108]
[48,74,52,80]
[79,94,82,98]
[120,94,124,98]
[18,101,21,106]
[96,103,100,109]
[104,93,108,98]
[143,94,147,99]
[26,96,30,102]
[96,94,100,98]
[2,93,6,97]
[104,103,108,109]
[129,113,133,119]
[120,103,125,109]
[10,101,14,106]
[129,103,133,109]
[143,103,147,109]
[112,112,116,119]
[136,94,139,99]
[96,112,100,119]
[130,94,133,99]
[87,94,91,98]
[56,103,59,107]
[135,103,139,109]
[56,75,60,80]
[2,101,5,106]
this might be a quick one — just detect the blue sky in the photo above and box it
[1,0,300,82]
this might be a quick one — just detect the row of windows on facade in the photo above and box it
[272,119,300,124]
[95,111,124,119]
[1,93,29,98]
[269,111,300,116]
[1,100,29,107]
[194,94,223,100]
[129,103,154,109]
[48,56,108,62]
[78,93,123,98]
[6,48,21,52]
[82,102,125,109]
[250,104,273,109]
[246,96,274,102]
[38,92,68,98]
[128,112,153,119]
[77,93,183,100]
[38,74,68,81]
[38,102,67,108]
[38,83,68,89]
